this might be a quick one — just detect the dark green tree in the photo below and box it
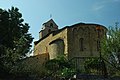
[0,7,33,74]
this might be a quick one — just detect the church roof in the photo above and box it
[43,19,54,25]
[42,19,58,28]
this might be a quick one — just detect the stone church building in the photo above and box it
[34,19,107,60]
[12,19,108,75]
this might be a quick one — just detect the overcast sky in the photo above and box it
[0,0,120,46]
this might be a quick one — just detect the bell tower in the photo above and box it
[39,19,58,39]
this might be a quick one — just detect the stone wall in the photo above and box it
[34,28,68,59]
[49,39,65,59]
[67,24,107,59]
[12,53,49,75]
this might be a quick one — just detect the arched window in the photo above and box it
[50,23,53,28]
[79,38,84,51]
[48,29,51,33]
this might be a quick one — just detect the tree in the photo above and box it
[101,23,120,66]
[101,23,120,76]
[0,7,33,74]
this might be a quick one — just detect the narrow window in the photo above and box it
[50,23,53,28]
[80,38,84,51]
[97,40,100,51]
[48,29,51,33]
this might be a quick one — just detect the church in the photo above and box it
[13,19,108,75]
[33,19,107,60]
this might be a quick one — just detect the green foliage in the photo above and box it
[84,57,100,74]
[100,23,120,76]
[84,57,100,70]
[45,55,76,78]
[101,23,120,66]
[59,68,76,78]
[84,57,108,76]
[0,7,33,74]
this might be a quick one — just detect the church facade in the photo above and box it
[34,19,107,60]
